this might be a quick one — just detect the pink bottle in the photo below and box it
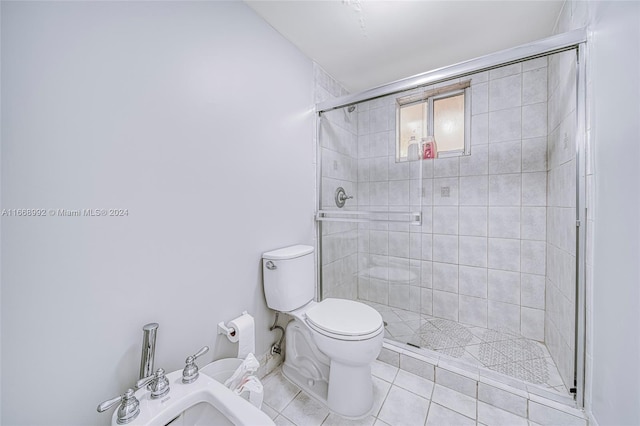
[422,137,438,159]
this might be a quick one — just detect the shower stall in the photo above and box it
[315,30,587,402]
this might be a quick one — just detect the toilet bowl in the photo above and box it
[262,245,384,419]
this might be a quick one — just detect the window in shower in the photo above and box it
[396,81,471,161]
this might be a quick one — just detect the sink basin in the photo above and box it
[112,369,274,426]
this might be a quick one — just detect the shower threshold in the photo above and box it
[360,300,570,395]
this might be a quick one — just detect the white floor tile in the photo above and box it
[262,402,279,420]
[263,369,301,412]
[371,376,392,417]
[425,402,475,426]
[322,413,376,426]
[477,401,528,426]
[274,414,296,426]
[393,369,435,398]
[378,386,429,426]
[431,384,477,419]
[372,360,399,383]
[281,392,330,426]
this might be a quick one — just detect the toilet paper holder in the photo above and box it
[217,311,248,340]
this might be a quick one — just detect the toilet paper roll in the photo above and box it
[228,312,255,359]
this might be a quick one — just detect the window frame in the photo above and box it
[396,81,471,162]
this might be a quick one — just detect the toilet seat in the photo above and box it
[305,298,384,341]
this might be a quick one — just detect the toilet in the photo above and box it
[262,245,384,419]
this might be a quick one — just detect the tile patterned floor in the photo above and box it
[260,362,540,426]
[359,300,569,394]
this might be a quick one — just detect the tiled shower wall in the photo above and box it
[315,64,359,300]
[355,59,549,341]
[546,50,578,389]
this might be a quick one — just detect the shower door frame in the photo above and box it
[315,28,588,407]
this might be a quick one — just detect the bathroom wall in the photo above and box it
[354,62,549,340]
[315,67,359,300]
[552,1,640,425]
[1,2,315,425]
[545,49,577,392]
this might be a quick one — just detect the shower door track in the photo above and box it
[316,28,586,113]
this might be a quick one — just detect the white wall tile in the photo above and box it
[434,157,460,177]
[488,207,521,239]
[489,174,521,206]
[488,300,520,333]
[433,234,459,264]
[522,103,547,138]
[388,179,410,206]
[370,230,389,256]
[370,181,389,205]
[521,207,546,241]
[421,288,433,315]
[459,206,488,237]
[388,231,410,258]
[521,137,547,172]
[523,68,548,105]
[522,172,547,206]
[459,236,488,268]
[433,290,459,320]
[522,57,547,71]
[421,261,433,288]
[472,82,489,115]
[459,295,488,327]
[488,269,520,304]
[460,145,489,176]
[521,240,546,275]
[433,177,459,206]
[521,273,545,309]
[521,307,544,341]
[459,265,488,298]
[421,234,433,261]
[471,113,489,145]
[459,175,488,205]
[488,238,520,272]
[432,261,459,292]
[489,140,522,174]
[489,63,522,80]
[489,108,521,143]
[433,206,459,235]
[388,156,411,181]
[489,74,522,111]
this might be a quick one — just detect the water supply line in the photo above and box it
[269,312,285,355]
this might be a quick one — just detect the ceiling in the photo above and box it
[245,1,564,93]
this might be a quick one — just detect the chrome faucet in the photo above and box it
[139,323,158,380]
[97,388,140,424]
[137,368,170,399]
[182,346,210,384]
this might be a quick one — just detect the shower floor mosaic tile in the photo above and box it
[359,300,569,394]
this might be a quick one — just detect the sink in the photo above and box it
[112,369,274,426]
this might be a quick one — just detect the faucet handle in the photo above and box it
[97,388,140,424]
[182,346,209,384]
[136,368,170,399]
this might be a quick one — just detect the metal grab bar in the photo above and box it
[316,210,421,225]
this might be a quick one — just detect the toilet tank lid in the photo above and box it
[263,245,314,260]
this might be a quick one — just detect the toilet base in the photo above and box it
[327,361,374,418]
[282,320,376,419]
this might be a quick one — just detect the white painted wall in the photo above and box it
[1,2,315,425]
[587,2,640,424]
[555,1,640,423]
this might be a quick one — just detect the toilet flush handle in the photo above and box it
[265,261,277,270]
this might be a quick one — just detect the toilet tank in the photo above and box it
[262,245,315,312]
